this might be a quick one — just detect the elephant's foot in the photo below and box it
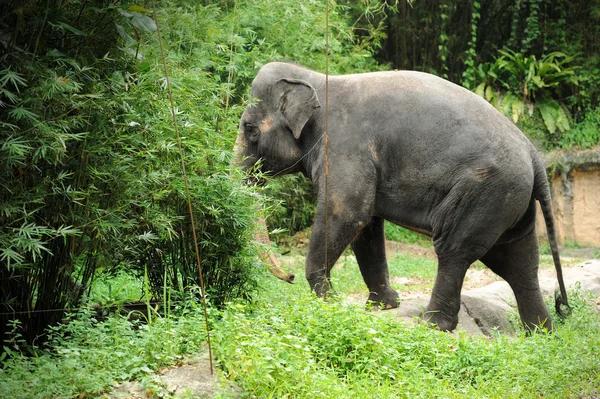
[308,275,334,299]
[422,307,459,332]
[366,286,400,310]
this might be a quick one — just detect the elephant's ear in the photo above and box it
[276,78,321,139]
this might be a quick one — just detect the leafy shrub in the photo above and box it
[0,0,262,347]
[262,175,316,242]
[474,49,580,138]
[0,305,210,398]
[0,0,152,346]
[559,107,600,149]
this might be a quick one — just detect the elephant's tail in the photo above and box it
[533,157,571,318]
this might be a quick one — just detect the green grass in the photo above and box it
[0,303,210,398]
[1,249,599,398]
[384,222,433,246]
[324,251,438,294]
[214,280,600,398]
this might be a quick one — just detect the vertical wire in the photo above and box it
[225,0,238,110]
[324,0,330,296]
[151,0,214,375]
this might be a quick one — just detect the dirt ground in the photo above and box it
[105,350,230,399]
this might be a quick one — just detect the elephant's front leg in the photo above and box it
[305,204,371,298]
[351,217,399,309]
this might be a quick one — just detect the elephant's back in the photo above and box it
[330,71,532,164]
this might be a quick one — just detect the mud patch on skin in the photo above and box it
[259,117,274,133]
[369,142,379,162]
[330,197,345,217]
[289,146,302,160]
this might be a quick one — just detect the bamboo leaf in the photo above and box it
[130,13,157,33]
[8,106,39,122]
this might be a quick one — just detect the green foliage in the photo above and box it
[371,0,600,148]
[559,107,600,149]
[438,2,450,79]
[262,175,316,242]
[0,0,282,347]
[89,270,144,304]
[473,49,581,145]
[0,305,210,398]
[520,0,542,54]
[1,243,599,398]
[0,0,155,345]
[214,283,600,398]
[384,222,431,246]
[461,1,481,90]
[570,57,600,117]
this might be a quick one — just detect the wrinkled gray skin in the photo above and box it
[236,62,570,332]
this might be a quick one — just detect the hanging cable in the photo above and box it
[151,0,213,375]
[225,0,238,109]
[324,0,330,298]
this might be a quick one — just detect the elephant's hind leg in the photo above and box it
[424,254,472,331]
[351,217,399,309]
[425,179,528,331]
[481,230,552,331]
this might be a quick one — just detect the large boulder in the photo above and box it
[386,260,600,336]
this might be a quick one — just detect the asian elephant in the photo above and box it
[235,61,571,332]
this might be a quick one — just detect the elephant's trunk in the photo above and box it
[233,133,245,169]
[233,135,294,284]
[255,217,295,284]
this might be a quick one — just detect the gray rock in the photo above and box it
[385,259,600,336]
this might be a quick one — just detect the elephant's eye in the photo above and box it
[244,123,259,141]
[244,123,256,133]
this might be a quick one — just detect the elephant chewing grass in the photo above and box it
[235,62,571,332]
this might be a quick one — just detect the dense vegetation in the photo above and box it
[0,0,382,349]
[1,253,599,398]
[363,0,600,149]
[1,0,599,397]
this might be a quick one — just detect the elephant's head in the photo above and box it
[234,64,321,177]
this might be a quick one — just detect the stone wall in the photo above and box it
[537,149,600,247]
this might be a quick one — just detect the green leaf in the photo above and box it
[498,93,514,116]
[555,106,571,132]
[0,69,28,91]
[485,85,495,102]
[116,24,136,48]
[0,87,19,104]
[511,98,525,124]
[130,12,157,33]
[475,82,486,98]
[8,106,39,122]
[127,5,151,13]
[0,247,25,269]
[531,75,545,88]
[49,21,87,36]
[538,101,559,134]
